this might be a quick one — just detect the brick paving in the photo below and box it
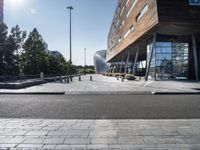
[0,119,200,149]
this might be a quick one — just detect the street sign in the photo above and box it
[189,0,200,5]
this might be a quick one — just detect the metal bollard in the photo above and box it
[67,77,69,83]
[70,77,73,82]
[59,76,63,83]
[117,76,119,80]
[121,77,124,82]
[64,76,67,82]
[79,76,81,81]
[90,76,92,81]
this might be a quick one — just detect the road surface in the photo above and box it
[0,94,200,119]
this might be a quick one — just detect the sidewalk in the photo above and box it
[0,119,200,149]
[0,74,200,94]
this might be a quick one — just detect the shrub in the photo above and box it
[125,74,136,80]
[113,73,120,77]
[120,73,127,78]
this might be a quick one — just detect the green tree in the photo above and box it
[0,24,26,75]
[0,23,8,75]
[9,25,26,74]
[22,28,48,75]
[48,54,70,75]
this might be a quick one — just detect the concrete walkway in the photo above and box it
[0,75,200,94]
[0,119,200,149]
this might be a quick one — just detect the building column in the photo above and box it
[125,52,130,73]
[145,33,157,81]
[117,57,120,73]
[133,45,139,75]
[192,34,199,81]
[119,54,124,73]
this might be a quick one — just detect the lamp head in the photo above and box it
[67,6,73,10]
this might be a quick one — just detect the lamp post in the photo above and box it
[67,6,73,80]
[84,48,86,74]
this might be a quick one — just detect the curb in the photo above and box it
[0,92,65,95]
[65,91,152,95]
[152,91,200,95]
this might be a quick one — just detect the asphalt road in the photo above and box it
[0,94,200,119]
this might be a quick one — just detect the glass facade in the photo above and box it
[94,50,110,74]
[147,35,189,80]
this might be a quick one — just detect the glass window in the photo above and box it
[126,0,138,18]
[136,4,148,21]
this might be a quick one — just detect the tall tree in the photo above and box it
[0,24,26,75]
[22,28,48,75]
[9,25,26,74]
[0,23,8,75]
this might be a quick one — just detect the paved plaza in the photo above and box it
[0,75,200,94]
[0,119,200,149]
[0,75,200,149]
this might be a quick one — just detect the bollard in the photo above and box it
[121,77,124,82]
[40,72,44,80]
[117,76,119,80]
[70,77,73,82]
[79,76,81,81]
[64,76,67,82]
[139,76,141,80]
[59,76,63,83]
[90,76,92,81]
[67,77,69,83]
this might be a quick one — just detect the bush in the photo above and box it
[120,73,127,78]
[113,73,120,77]
[125,74,136,80]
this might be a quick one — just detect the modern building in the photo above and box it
[94,50,110,74]
[107,0,200,81]
[0,0,3,22]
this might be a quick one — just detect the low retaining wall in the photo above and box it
[0,79,47,89]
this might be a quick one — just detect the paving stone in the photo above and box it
[43,138,64,144]
[48,130,90,136]
[183,136,200,144]
[41,144,57,149]
[91,138,117,144]
[69,144,87,149]
[87,144,109,149]
[144,136,185,144]
[64,138,90,144]
[26,131,48,136]
[0,138,25,144]
[0,144,17,148]
[55,144,70,149]
[16,144,43,148]
[90,131,117,138]
[117,137,145,144]
[23,138,45,144]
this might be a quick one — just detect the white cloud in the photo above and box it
[30,8,37,15]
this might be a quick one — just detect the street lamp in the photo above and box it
[84,48,86,74]
[67,6,73,80]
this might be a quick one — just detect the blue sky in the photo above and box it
[4,0,117,65]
